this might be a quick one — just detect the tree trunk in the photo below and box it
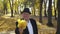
[9,0,14,17]
[39,0,43,23]
[33,6,35,16]
[32,0,36,16]
[56,0,60,34]
[24,4,26,8]
[11,0,14,17]
[44,0,47,17]
[3,1,7,14]
[47,0,53,27]
[54,0,57,20]
[55,9,57,19]
[11,8,13,17]
[24,1,27,8]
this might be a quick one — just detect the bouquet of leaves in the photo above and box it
[17,19,27,29]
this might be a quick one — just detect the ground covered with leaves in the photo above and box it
[0,15,57,34]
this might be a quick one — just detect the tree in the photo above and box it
[9,0,14,17]
[56,0,60,34]
[39,0,43,23]
[0,0,4,16]
[14,0,19,14]
[47,0,54,27]
[3,0,7,14]
[54,0,57,20]
[33,0,36,16]
[27,0,36,16]
[44,0,47,17]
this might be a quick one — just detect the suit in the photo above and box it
[15,18,38,34]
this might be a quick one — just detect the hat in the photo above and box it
[21,8,31,14]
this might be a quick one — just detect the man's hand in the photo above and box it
[19,28,23,34]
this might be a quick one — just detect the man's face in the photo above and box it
[21,12,30,20]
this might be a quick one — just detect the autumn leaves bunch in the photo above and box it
[17,19,27,29]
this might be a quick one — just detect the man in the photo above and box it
[15,8,38,34]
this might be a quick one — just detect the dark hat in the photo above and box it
[21,8,31,14]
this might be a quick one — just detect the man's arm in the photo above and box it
[15,22,20,34]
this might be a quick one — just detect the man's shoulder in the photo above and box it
[30,18,35,21]
[30,18,36,23]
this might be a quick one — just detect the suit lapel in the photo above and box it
[23,19,34,34]
[23,19,38,34]
[30,19,35,34]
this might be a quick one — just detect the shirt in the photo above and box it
[27,20,34,34]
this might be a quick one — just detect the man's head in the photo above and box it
[21,8,31,21]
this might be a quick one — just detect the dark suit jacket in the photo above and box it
[15,18,38,34]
